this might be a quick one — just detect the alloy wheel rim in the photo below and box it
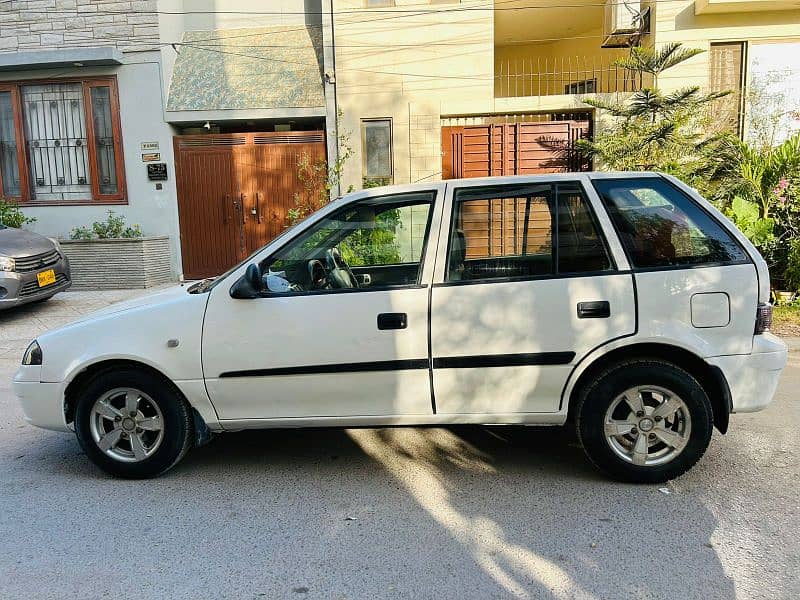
[89,387,164,463]
[603,385,691,467]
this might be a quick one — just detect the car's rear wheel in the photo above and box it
[576,359,713,483]
[74,368,193,478]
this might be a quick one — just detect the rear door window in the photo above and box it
[446,181,612,282]
[592,177,747,268]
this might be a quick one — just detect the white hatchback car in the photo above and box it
[14,172,788,481]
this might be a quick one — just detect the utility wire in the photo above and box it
[4,0,695,17]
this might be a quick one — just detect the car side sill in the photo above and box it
[216,413,567,431]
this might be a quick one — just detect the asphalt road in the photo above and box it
[1,292,798,600]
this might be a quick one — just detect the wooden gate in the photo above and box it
[173,131,326,280]
[441,120,591,180]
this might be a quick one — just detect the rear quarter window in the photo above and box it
[592,177,748,268]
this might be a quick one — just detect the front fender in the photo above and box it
[37,291,208,385]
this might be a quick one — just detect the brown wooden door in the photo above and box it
[174,131,326,280]
[442,120,591,180]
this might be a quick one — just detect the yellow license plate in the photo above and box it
[37,269,56,287]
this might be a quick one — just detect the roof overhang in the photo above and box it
[0,47,124,72]
[165,106,326,124]
[166,26,326,114]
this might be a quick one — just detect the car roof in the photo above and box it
[333,171,664,204]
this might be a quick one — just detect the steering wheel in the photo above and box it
[324,247,359,289]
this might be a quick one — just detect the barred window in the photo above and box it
[0,77,126,204]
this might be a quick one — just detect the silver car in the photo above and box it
[0,224,71,309]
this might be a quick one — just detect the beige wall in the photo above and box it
[333,0,494,190]
[495,31,631,96]
[652,1,800,92]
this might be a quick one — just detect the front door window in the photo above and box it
[262,191,434,293]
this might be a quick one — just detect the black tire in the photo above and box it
[576,359,713,483]
[74,368,193,478]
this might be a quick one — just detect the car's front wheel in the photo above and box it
[576,359,713,483]
[74,368,193,478]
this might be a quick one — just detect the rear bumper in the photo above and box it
[0,256,71,309]
[708,333,788,413]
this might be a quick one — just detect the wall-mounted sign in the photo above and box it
[147,163,168,181]
[140,141,159,152]
[142,152,160,162]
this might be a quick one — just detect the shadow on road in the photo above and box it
[4,424,735,599]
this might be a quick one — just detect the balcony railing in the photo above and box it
[495,56,651,98]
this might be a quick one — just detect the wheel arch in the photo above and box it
[564,342,731,434]
[63,359,212,444]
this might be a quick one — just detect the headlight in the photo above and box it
[0,255,14,272]
[22,340,42,366]
[47,238,63,255]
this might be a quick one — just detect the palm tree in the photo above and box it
[577,42,729,179]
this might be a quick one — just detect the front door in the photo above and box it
[430,178,635,415]
[201,186,442,421]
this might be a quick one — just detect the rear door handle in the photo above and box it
[377,313,407,330]
[577,301,610,319]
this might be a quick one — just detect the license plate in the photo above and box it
[37,269,56,287]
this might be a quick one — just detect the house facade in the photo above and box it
[1,0,339,280]
[2,0,798,281]
[333,0,800,192]
[0,0,181,270]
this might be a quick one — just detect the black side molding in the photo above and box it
[220,352,576,379]
[433,352,575,369]
[220,359,429,378]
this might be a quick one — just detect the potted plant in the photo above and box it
[0,198,36,228]
[60,211,172,290]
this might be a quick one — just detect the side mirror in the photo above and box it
[230,263,264,299]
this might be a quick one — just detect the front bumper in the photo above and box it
[0,255,71,309]
[708,333,788,413]
[13,373,69,432]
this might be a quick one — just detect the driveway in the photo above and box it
[1,289,798,599]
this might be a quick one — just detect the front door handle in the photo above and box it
[577,301,610,319]
[377,312,407,330]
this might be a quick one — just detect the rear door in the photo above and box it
[430,176,635,415]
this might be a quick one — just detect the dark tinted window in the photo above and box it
[593,177,747,268]
[447,182,611,282]
[557,182,612,274]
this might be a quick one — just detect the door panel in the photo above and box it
[442,121,591,179]
[173,143,241,280]
[430,274,635,413]
[202,287,432,420]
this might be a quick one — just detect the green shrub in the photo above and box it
[70,211,142,240]
[784,238,800,293]
[725,196,775,246]
[0,199,36,228]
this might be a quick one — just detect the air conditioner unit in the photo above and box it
[602,0,648,48]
